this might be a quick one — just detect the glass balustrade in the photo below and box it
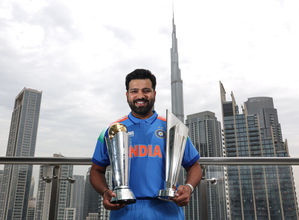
[1,157,299,220]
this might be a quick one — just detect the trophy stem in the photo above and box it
[105,123,136,205]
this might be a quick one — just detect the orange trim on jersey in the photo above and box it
[157,115,166,122]
[109,115,129,125]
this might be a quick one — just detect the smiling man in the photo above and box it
[90,69,202,220]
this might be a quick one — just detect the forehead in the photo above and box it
[128,79,153,90]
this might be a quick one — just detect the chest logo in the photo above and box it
[128,131,134,137]
[155,129,166,139]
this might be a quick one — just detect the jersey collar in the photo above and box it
[128,110,158,125]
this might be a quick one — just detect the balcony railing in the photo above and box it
[1,156,299,220]
[2,156,299,165]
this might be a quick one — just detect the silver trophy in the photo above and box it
[105,123,136,204]
[158,109,189,201]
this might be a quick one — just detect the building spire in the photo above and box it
[170,12,184,122]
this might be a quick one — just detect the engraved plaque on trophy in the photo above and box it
[158,109,189,201]
[105,123,136,204]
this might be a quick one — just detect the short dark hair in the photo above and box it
[125,69,156,91]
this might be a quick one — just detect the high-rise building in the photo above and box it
[34,154,74,220]
[220,82,299,220]
[170,15,188,215]
[170,14,184,123]
[0,170,3,189]
[0,88,42,220]
[86,213,100,220]
[34,165,52,220]
[54,153,74,220]
[83,167,101,220]
[64,208,76,220]
[99,169,112,220]
[71,175,84,220]
[185,111,227,220]
[29,177,35,198]
[26,198,36,220]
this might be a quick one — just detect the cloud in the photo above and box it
[0,0,299,187]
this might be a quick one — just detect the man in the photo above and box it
[90,69,202,220]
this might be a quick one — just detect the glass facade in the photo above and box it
[220,82,298,220]
[0,88,42,220]
[185,111,227,220]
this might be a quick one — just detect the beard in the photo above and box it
[128,98,155,116]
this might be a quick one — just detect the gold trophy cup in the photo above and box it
[105,123,136,204]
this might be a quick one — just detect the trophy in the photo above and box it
[158,109,189,201]
[105,123,136,204]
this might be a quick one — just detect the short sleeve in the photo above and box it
[181,137,200,168]
[92,127,111,167]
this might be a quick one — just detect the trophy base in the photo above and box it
[157,189,176,201]
[110,188,136,204]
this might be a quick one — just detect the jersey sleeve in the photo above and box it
[92,127,111,167]
[181,137,200,168]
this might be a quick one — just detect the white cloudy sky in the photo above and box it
[0,0,299,181]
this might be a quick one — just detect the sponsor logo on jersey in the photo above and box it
[155,129,166,139]
[130,145,162,158]
[128,131,134,137]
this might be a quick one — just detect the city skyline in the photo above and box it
[221,82,298,219]
[0,0,299,195]
[0,0,298,159]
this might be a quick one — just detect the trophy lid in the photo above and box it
[108,123,127,139]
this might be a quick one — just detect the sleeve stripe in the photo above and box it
[157,115,166,121]
[182,154,200,168]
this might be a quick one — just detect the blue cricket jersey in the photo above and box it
[92,110,200,199]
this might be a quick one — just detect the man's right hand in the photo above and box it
[102,189,127,210]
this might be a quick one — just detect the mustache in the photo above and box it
[133,99,149,104]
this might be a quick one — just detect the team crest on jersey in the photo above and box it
[155,129,166,139]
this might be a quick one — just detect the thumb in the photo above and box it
[110,191,116,198]
[175,185,183,197]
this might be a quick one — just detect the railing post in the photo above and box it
[200,165,209,219]
[48,165,61,220]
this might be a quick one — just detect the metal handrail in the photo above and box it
[1,157,299,165]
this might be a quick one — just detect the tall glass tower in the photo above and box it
[70,175,84,220]
[0,88,42,220]
[83,167,101,220]
[220,82,298,220]
[185,111,227,220]
[34,154,74,220]
[170,14,184,123]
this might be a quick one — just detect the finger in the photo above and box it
[103,201,127,210]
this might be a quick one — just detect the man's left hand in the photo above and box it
[172,185,192,207]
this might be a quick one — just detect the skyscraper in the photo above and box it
[185,111,227,220]
[220,82,298,219]
[29,177,35,198]
[34,154,74,220]
[0,88,42,220]
[170,14,184,122]
[71,175,84,220]
[0,170,3,189]
[99,169,112,220]
[83,167,101,220]
[170,15,188,213]
[34,165,52,220]
[54,153,74,220]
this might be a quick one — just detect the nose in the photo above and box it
[135,90,146,99]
